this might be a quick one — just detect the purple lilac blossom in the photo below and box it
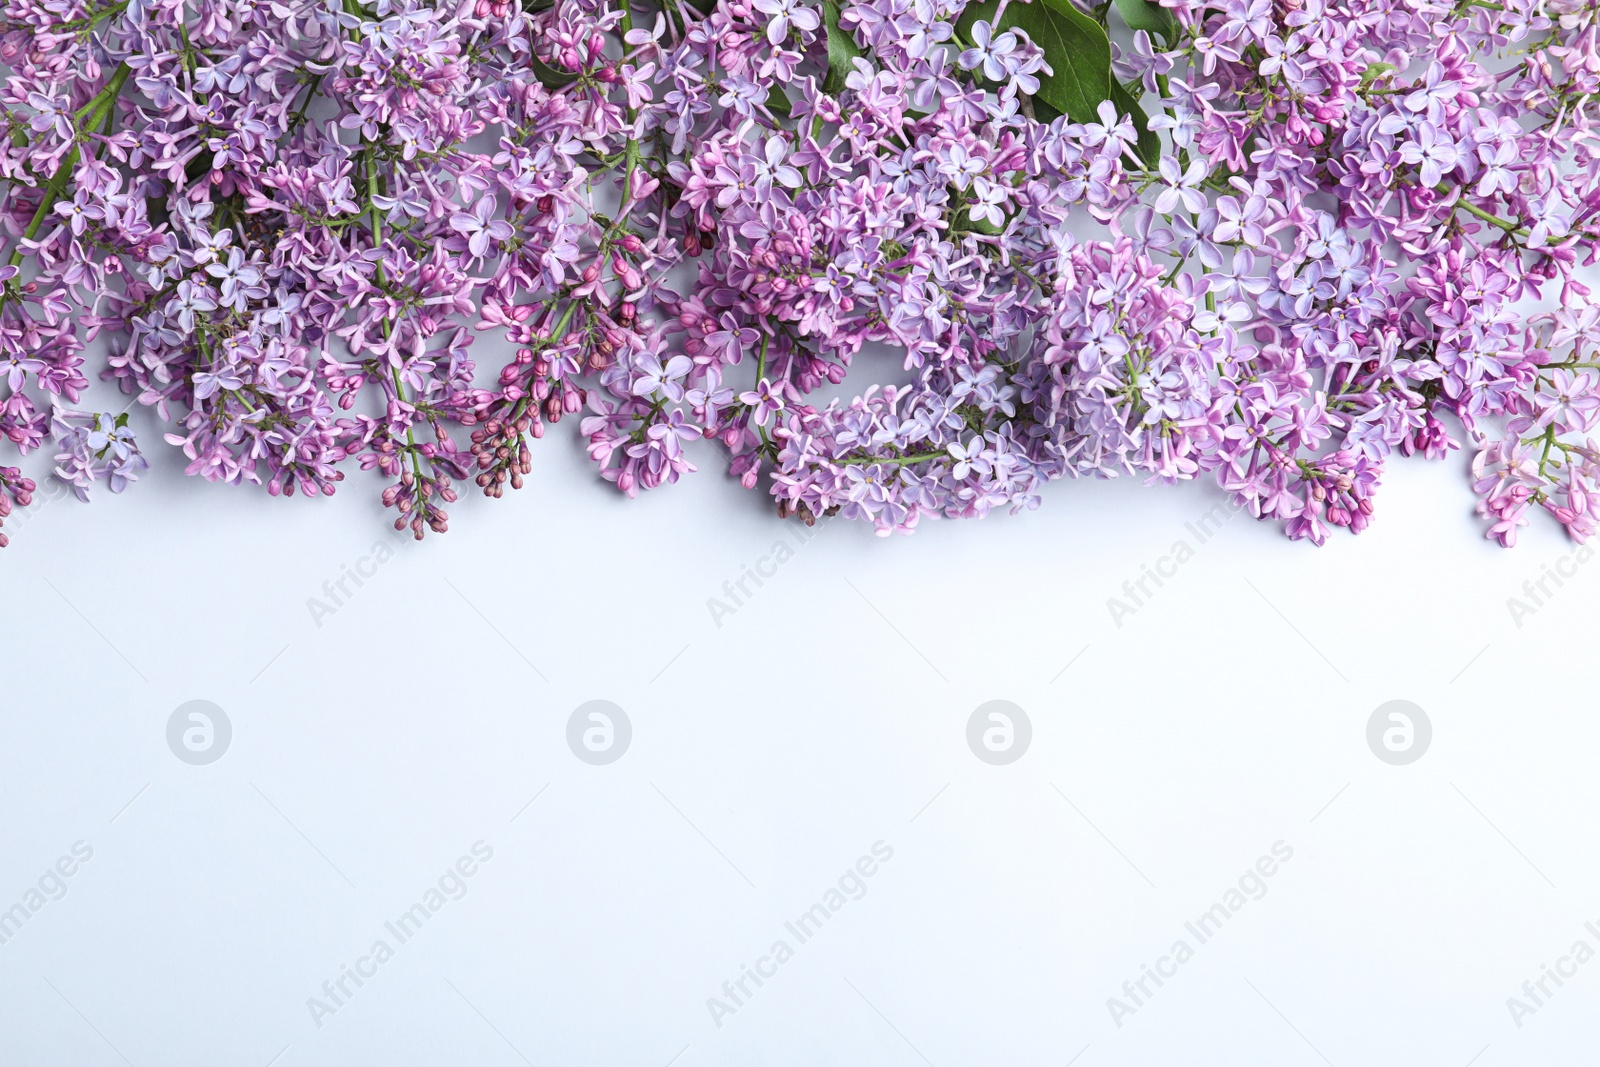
[52,409,148,501]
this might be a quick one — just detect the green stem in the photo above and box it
[1436,184,1526,236]
[290,74,323,129]
[503,297,582,428]
[616,5,641,213]
[751,332,774,451]
[835,449,947,467]
[366,149,420,479]
[9,63,131,269]
[337,10,422,492]
[548,298,580,344]
[367,147,385,276]
[178,20,197,75]
[1455,198,1522,234]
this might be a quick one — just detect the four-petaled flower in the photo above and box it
[1153,156,1209,215]
[450,196,515,258]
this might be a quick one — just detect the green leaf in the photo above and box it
[1108,78,1160,169]
[957,0,1112,127]
[766,86,793,119]
[1112,0,1176,43]
[949,184,1013,234]
[958,0,1162,168]
[531,54,578,90]
[1032,96,1063,123]
[1358,61,1395,90]
[822,0,863,96]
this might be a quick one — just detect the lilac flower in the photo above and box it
[947,436,988,479]
[205,249,267,313]
[740,379,788,426]
[1212,192,1271,245]
[632,351,693,403]
[450,196,514,259]
[168,282,219,333]
[620,62,656,110]
[958,21,1020,84]
[1216,0,1273,43]
[1403,62,1462,125]
[193,365,245,401]
[1153,156,1209,214]
[52,411,149,502]
[752,0,820,46]
[941,143,986,189]
[969,177,1009,228]
[1535,371,1600,434]
[752,137,802,191]
[1528,198,1573,248]
[1399,123,1460,187]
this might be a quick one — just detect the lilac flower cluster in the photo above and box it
[0,0,1597,546]
[52,409,147,500]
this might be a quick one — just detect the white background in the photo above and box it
[2,418,1598,1067]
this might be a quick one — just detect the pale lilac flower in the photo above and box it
[1153,156,1209,214]
[958,21,1019,83]
[752,0,820,46]
[450,196,514,258]
[1399,124,1460,187]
